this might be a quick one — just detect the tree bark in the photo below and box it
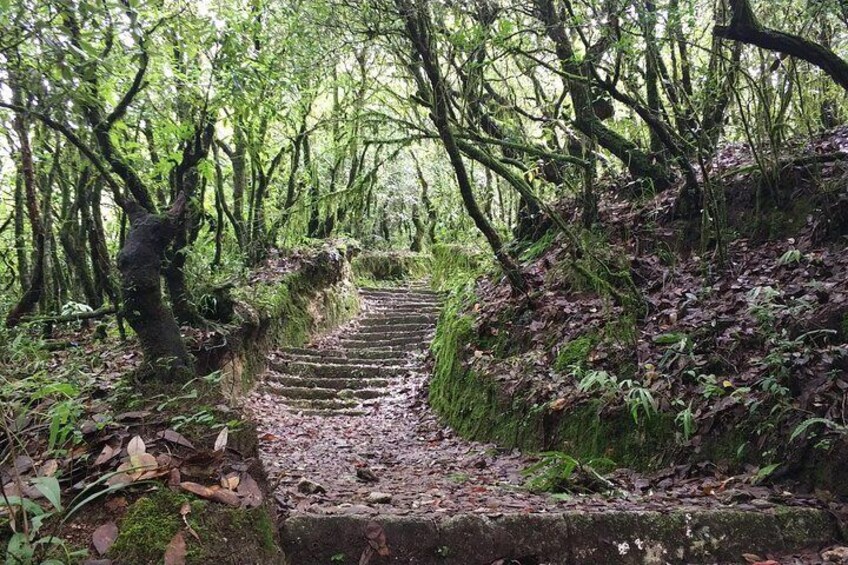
[6,86,46,327]
[118,197,193,378]
[396,0,526,293]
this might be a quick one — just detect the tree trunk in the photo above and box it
[397,0,526,293]
[117,198,193,378]
[6,89,46,327]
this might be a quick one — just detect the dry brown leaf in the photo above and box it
[180,481,213,498]
[236,474,263,508]
[127,436,146,456]
[93,445,117,466]
[210,488,241,507]
[163,532,186,565]
[104,497,127,512]
[549,398,568,412]
[39,459,59,477]
[168,468,182,488]
[105,472,132,487]
[213,428,229,452]
[156,429,195,450]
[179,481,240,506]
[92,522,118,555]
[179,502,200,541]
[220,472,240,491]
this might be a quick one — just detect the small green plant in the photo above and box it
[521,451,615,494]
[654,332,694,371]
[674,400,696,442]
[331,553,346,563]
[776,248,803,266]
[619,380,658,424]
[790,417,848,442]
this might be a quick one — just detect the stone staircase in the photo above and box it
[262,284,441,416]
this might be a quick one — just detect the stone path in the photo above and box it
[245,284,841,565]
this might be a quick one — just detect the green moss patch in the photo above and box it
[110,489,282,564]
[352,251,431,284]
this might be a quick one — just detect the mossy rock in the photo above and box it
[110,489,283,564]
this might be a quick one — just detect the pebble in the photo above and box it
[367,492,393,504]
[297,478,326,495]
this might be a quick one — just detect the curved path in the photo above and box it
[245,285,838,565]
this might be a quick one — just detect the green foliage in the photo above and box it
[430,244,489,291]
[519,229,556,262]
[352,251,431,285]
[521,451,615,494]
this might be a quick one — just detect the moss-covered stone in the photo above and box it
[429,290,750,473]
[110,489,283,564]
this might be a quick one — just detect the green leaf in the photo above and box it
[32,476,62,512]
[6,532,33,564]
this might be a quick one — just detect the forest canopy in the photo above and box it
[0,0,847,374]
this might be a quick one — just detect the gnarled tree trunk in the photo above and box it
[118,198,193,378]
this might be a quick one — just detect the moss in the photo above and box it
[110,489,283,564]
[352,251,431,284]
[553,335,597,372]
[431,244,488,290]
[110,490,189,563]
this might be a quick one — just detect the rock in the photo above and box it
[297,478,327,495]
[367,492,393,504]
[356,467,379,483]
[822,546,848,563]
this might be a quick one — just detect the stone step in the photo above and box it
[277,397,373,411]
[273,352,407,367]
[346,328,433,340]
[364,300,441,308]
[359,288,441,298]
[281,508,838,565]
[359,315,437,327]
[295,408,368,417]
[277,347,409,361]
[269,359,408,379]
[350,322,433,333]
[263,383,385,401]
[339,335,430,348]
[268,374,391,390]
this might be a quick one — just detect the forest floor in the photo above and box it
[246,284,845,564]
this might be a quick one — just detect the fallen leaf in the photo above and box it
[116,411,151,421]
[104,497,127,512]
[92,522,118,555]
[221,472,240,491]
[38,459,59,477]
[549,398,568,411]
[180,481,213,498]
[210,488,240,507]
[214,428,229,452]
[180,502,200,541]
[163,532,186,565]
[94,445,118,466]
[156,430,195,450]
[236,474,263,508]
[127,436,146,456]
